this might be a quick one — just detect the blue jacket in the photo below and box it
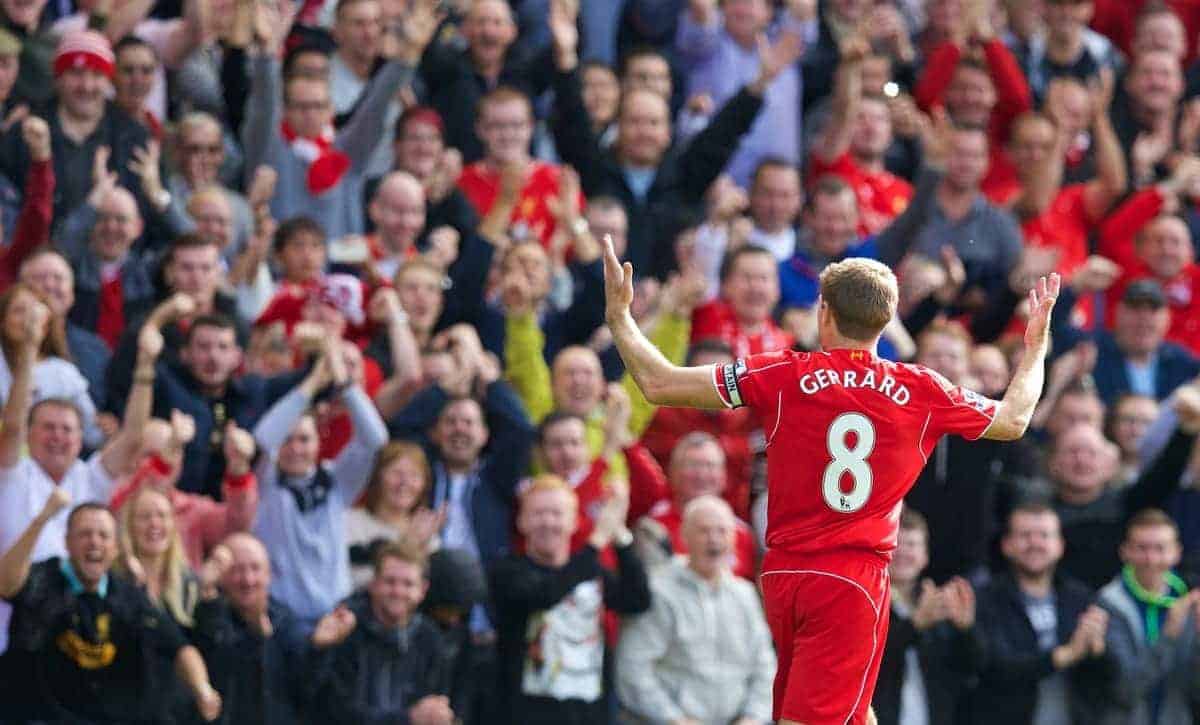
[1092,331,1200,406]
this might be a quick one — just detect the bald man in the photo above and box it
[195,532,357,724]
[617,495,775,725]
[367,171,427,280]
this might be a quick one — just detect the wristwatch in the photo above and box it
[570,217,589,237]
[152,189,172,211]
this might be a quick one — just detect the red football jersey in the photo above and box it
[714,349,997,557]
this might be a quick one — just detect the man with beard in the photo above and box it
[969,503,1111,724]
[616,495,774,724]
[491,474,649,724]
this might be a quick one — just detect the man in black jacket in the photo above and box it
[491,474,650,725]
[969,502,1114,724]
[316,542,454,725]
[547,0,795,279]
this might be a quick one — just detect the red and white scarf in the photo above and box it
[280,121,351,195]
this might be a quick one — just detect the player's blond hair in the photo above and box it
[818,258,898,341]
[518,473,579,514]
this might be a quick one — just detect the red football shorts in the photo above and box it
[760,548,891,725]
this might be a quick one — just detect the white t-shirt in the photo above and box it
[0,453,116,652]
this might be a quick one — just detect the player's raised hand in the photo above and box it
[603,234,634,324]
[1023,273,1060,353]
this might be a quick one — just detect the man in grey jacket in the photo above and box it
[240,0,439,240]
[616,495,775,725]
[1095,508,1200,725]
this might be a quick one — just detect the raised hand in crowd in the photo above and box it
[311,605,357,648]
[223,422,256,477]
[21,116,51,163]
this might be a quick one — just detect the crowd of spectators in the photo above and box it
[6,0,1200,722]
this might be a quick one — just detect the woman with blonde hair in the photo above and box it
[115,484,200,629]
[345,440,445,587]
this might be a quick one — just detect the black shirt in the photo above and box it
[4,558,187,723]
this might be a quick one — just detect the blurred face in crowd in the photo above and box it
[889,524,929,585]
[179,118,225,188]
[1044,79,1091,138]
[1114,300,1170,358]
[284,76,334,139]
[370,173,426,249]
[540,417,589,477]
[279,414,320,478]
[166,243,221,302]
[926,0,964,40]
[277,230,327,284]
[551,347,604,417]
[114,43,157,114]
[3,287,45,348]
[670,439,726,504]
[682,498,737,580]
[57,67,110,121]
[969,344,1010,397]
[502,242,552,303]
[333,0,383,66]
[1046,390,1105,440]
[1050,423,1117,502]
[1121,523,1181,586]
[20,253,74,317]
[91,188,143,263]
[827,0,871,22]
[181,325,242,392]
[722,0,771,45]
[1127,51,1184,117]
[1009,115,1058,176]
[750,164,802,234]
[581,64,620,127]
[1002,510,1064,580]
[1006,0,1044,40]
[1137,216,1194,280]
[223,534,271,615]
[1110,395,1158,460]
[1,0,47,30]
[0,51,18,103]
[723,254,778,332]
[289,49,330,79]
[129,488,174,559]
[29,402,83,480]
[622,53,672,100]
[432,398,488,470]
[378,455,427,515]
[805,188,859,257]
[518,485,577,564]
[943,128,989,192]
[617,89,671,167]
[945,66,996,127]
[188,193,234,251]
[478,96,533,167]
[585,203,629,258]
[67,508,118,589]
[859,55,891,96]
[851,97,893,161]
[463,0,517,71]
[394,118,444,181]
[370,556,427,628]
[301,297,348,338]
[1044,0,1092,42]
[1133,11,1187,60]
[917,330,970,385]
[395,264,444,335]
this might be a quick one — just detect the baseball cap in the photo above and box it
[1122,279,1167,308]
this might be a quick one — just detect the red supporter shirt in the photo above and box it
[458,161,582,248]
[808,152,912,236]
[982,149,1021,207]
[714,349,997,557]
[1022,184,1093,276]
[691,299,794,360]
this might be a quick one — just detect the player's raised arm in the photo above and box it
[982,273,1061,440]
[603,236,725,409]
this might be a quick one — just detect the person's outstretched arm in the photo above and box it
[604,236,723,409]
[982,274,1060,440]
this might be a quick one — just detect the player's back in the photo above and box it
[721,348,996,558]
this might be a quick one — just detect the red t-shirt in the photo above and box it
[1022,184,1093,276]
[809,152,913,237]
[714,349,997,557]
[458,161,582,248]
[982,148,1022,207]
[691,299,793,360]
